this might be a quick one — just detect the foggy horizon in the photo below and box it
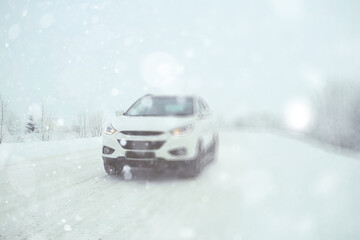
[1,0,360,126]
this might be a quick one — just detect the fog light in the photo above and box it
[103,146,115,154]
[119,139,127,146]
[169,147,187,156]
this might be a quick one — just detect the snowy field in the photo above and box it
[1,129,360,240]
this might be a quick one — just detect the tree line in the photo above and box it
[310,80,360,151]
[232,79,360,152]
[0,94,104,144]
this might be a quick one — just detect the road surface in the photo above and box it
[1,129,360,239]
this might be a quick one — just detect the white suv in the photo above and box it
[102,95,218,177]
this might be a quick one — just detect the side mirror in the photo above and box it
[115,110,124,116]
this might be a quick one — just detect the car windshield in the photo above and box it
[125,96,194,116]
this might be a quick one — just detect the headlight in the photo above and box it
[104,124,117,135]
[170,124,193,136]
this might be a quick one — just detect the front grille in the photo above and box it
[125,151,155,159]
[118,140,165,150]
[120,131,163,136]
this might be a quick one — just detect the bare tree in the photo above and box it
[88,110,104,137]
[44,116,55,141]
[0,95,8,144]
[37,104,55,141]
[73,112,88,138]
[5,111,21,142]
[40,104,46,141]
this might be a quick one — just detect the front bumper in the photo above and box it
[102,156,196,169]
[102,130,198,162]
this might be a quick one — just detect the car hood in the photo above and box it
[111,115,195,132]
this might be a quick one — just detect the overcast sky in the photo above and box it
[1,0,359,125]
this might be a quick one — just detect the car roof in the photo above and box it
[142,94,197,99]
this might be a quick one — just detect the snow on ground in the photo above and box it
[0,129,360,239]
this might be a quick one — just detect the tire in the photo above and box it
[211,134,219,162]
[104,162,123,175]
[183,142,203,178]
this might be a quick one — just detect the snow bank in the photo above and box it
[0,137,101,168]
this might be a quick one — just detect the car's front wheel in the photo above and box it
[210,134,219,162]
[182,142,203,178]
[104,162,117,175]
[103,159,123,175]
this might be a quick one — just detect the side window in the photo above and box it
[198,101,205,115]
[201,100,210,114]
[198,100,209,116]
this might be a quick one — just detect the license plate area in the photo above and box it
[125,151,155,159]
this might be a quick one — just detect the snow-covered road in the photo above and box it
[1,129,360,240]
